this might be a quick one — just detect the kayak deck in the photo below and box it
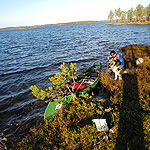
[44,95,73,119]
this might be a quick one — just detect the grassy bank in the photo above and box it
[10,45,150,150]
[105,21,150,25]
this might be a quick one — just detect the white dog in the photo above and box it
[108,57,143,80]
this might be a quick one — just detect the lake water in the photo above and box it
[0,22,150,144]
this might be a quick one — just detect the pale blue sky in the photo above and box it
[0,0,149,28]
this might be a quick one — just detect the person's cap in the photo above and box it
[110,50,116,54]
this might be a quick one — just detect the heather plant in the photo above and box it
[100,44,150,149]
[13,97,114,150]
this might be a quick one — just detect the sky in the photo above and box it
[0,0,149,28]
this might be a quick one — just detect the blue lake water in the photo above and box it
[0,22,150,143]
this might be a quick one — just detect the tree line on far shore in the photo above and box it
[108,4,150,22]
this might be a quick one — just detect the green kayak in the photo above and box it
[44,62,101,120]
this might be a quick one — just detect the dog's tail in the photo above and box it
[136,58,143,65]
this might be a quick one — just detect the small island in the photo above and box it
[106,4,150,25]
[105,20,150,25]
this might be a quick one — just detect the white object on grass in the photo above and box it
[92,119,109,131]
[55,103,62,110]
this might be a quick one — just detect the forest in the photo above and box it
[108,4,150,22]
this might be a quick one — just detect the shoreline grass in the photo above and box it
[105,20,150,25]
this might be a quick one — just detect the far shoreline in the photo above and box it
[0,20,106,31]
[1,20,149,31]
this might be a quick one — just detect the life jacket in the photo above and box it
[109,53,121,59]
[116,54,121,59]
[70,82,90,89]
